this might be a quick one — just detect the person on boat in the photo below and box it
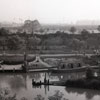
[32,79,36,84]
[47,79,49,85]
[62,64,65,69]
[32,79,34,82]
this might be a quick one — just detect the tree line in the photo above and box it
[0,26,100,53]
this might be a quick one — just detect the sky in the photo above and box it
[0,0,100,24]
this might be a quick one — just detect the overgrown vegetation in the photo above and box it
[66,78,100,90]
[0,27,100,54]
[65,67,100,90]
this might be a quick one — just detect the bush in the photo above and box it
[66,78,100,90]
[86,67,94,79]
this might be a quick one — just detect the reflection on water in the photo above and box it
[66,87,100,100]
[0,72,99,100]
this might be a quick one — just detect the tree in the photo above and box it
[0,28,9,36]
[27,36,41,50]
[7,35,25,50]
[81,29,90,35]
[44,36,63,46]
[86,37,99,50]
[0,28,9,51]
[97,25,100,32]
[69,26,76,34]
[0,39,4,50]
[69,39,84,51]
[81,29,90,40]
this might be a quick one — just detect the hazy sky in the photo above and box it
[0,0,100,24]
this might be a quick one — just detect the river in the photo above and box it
[0,72,100,100]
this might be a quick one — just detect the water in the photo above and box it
[0,72,100,100]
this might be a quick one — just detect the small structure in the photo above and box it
[28,55,53,71]
[58,58,82,69]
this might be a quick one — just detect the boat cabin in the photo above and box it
[58,58,83,69]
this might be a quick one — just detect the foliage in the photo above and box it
[7,35,25,50]
[86,67,94,79]
[27,36,41,50]
[66,77,100,90]
[43,36,63,46]
[81,29,90,40]
[83,56,98,66]
[86,37,99,49]
[97,25,100,32]
[65,67,100,90]
[69,26,76,34]
[69,38,85,50]
[1,28,100,53]
[81,29,90,35]
[0,28,9,36]
[0,39,4,48]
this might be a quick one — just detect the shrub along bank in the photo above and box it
[65,68,100,90]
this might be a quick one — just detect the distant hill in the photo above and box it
[76,20,100,25]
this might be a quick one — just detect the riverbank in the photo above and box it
[65,77,100,90]
[0,69,24,73]
[40,76,100,91]
[51,66,99,73]
[0,54,35,65]
[0,53,95,65]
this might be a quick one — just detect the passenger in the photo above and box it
[40,81,41,84]
[47,79,49,85]
[32,79,34,82]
